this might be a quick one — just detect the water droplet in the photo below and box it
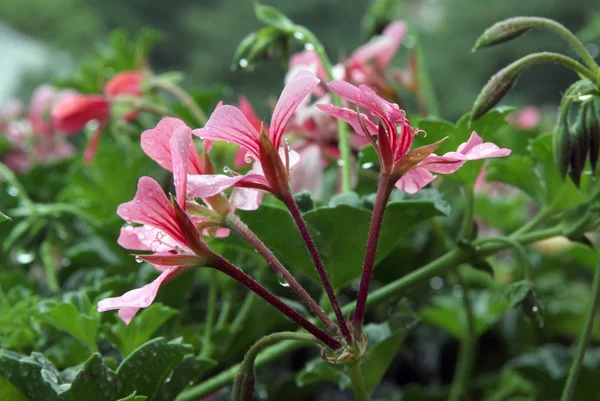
[429,276,444,290]
[293,31,305,41]
[361,162,374,169]
[337,159,345,167]
[135,256,143,263]
[239,58,249,68]
[452,285,464,298]
[6,186,18,197]
[61,258,71,267]
[578,94,593,101]
[277,274,290,287]
[14,249,35,264]
[304,43,315,51]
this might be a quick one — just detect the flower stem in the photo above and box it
[0,162,34,211]
[280,191,351,342]
[352,174,395,329]
[232,332,318,401]
[560,252,600,401]
[510,52,596,83]
[226,212,337,332]
[175,226,563,401]
[297,27,353,192]
[459,187,475,239]
[447,273,476,401]
[347,362,370,401]
[150,79,208,126]
[230,262,267,335]
[200,271,218,358]
[210,253,342,349]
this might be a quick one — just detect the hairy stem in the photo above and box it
[226,212,337,331]
[560,252,600,401]
[352,174,395,328]
[348,362,370,401]
[211,253,341,349]
[280,191,351,342]
[176,226,563,401]
[447,273,476,401]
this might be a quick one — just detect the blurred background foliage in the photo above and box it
[1,0,599,119]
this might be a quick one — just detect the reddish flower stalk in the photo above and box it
[210,252,342,349]
[225,212,338,332]
[279,190,352,342]
[352,173,396,328]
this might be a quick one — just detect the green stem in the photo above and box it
[459,187,475,240]
[201,271,218,358]
[0,162,34,210]
[509,52,597,83]
[232,332,319,401]
[447,273,476,401]
[477,236,532,280]
[230,263,267,335]
[560,252,600,401]
[516,17,599,72]
[150,79,208,126]
[217,293,233,330]
[175,226,563,401]
[347,362,369,401]
[297,27,352,192]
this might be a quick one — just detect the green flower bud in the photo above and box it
[472,68,518,121]
[472,17,531,51]
[586,100,600,172]
[569,106,589,187]
[553,108,571,180]
[254,3,294,31]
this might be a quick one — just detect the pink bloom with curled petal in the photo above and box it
[98,128,211,324]
[510,106,541,130]
[188,70,320,210]
[319,80,511,193]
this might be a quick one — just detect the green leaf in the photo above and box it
[0,211,9,223]
[117,392,147,401]
[420,290,510,340]
[237,201,445,291]
[61,353,120,401]
[295,359,351,389]
[116,338,193,400]
[485,156,543,203]
[38,296,99,352]
[0,351,63,401]
[154,355,217,401]
[109,304,178,357]
[254,3,294,30]
[0,376,27,401]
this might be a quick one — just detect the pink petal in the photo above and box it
[291,144,324,199]
[270,70,320,149]
[326,80,405,124]
[419,153,467,174]
[395,167,436,194]
[316,104,378,137]
[288,50,327,80]
[230,188,265,211]
[192,106,260,160]
[187,174,248,198]
[28,85,57,137]
[170,127,191,208]
[376,21,408,68]
[238,96,264,134]
[83,123,106,164]
[141,118,202,174]
[351,36,394,66]
[97,267,178,324]
[118,225,180,253]
[456,132,483,155]
[513,106,541,130]
[117,177,185,246]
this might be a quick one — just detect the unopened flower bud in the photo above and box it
[569,106,589,187]
[253,2,294,31]
[586,100,600,172]
[472,68,518,121]
[472,17,531,51]
[553,113,571,180]
[233,370,255,401]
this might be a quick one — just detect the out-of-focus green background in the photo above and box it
[1,0,599,119]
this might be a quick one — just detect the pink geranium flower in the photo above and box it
[187,70,320,210]
[51,70,145,163]
[98,128,213,324]
[509,105,541,130]
[318,80,511,192]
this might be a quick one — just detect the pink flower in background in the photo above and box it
[509,106,541,130]
[0,100,22,132]
[98,128,212,324]
[51,70,145,163]
[1,86,77,172]
[188,70,320,210]
[319,80,511,193]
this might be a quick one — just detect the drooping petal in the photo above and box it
[456,132,483,155]
[456,132,511,160]
[97,267,179,324]
[270,70,320,149]
[418,153,467,174]
[51,95,110,134]
[117,177,185,246]
[291,144,324,199]
[316,104,378,137]
[141,118,202,174]
[170,127,191,208]
[192,105,260,159]
[395,167,435,194]
[230,187,265,211]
